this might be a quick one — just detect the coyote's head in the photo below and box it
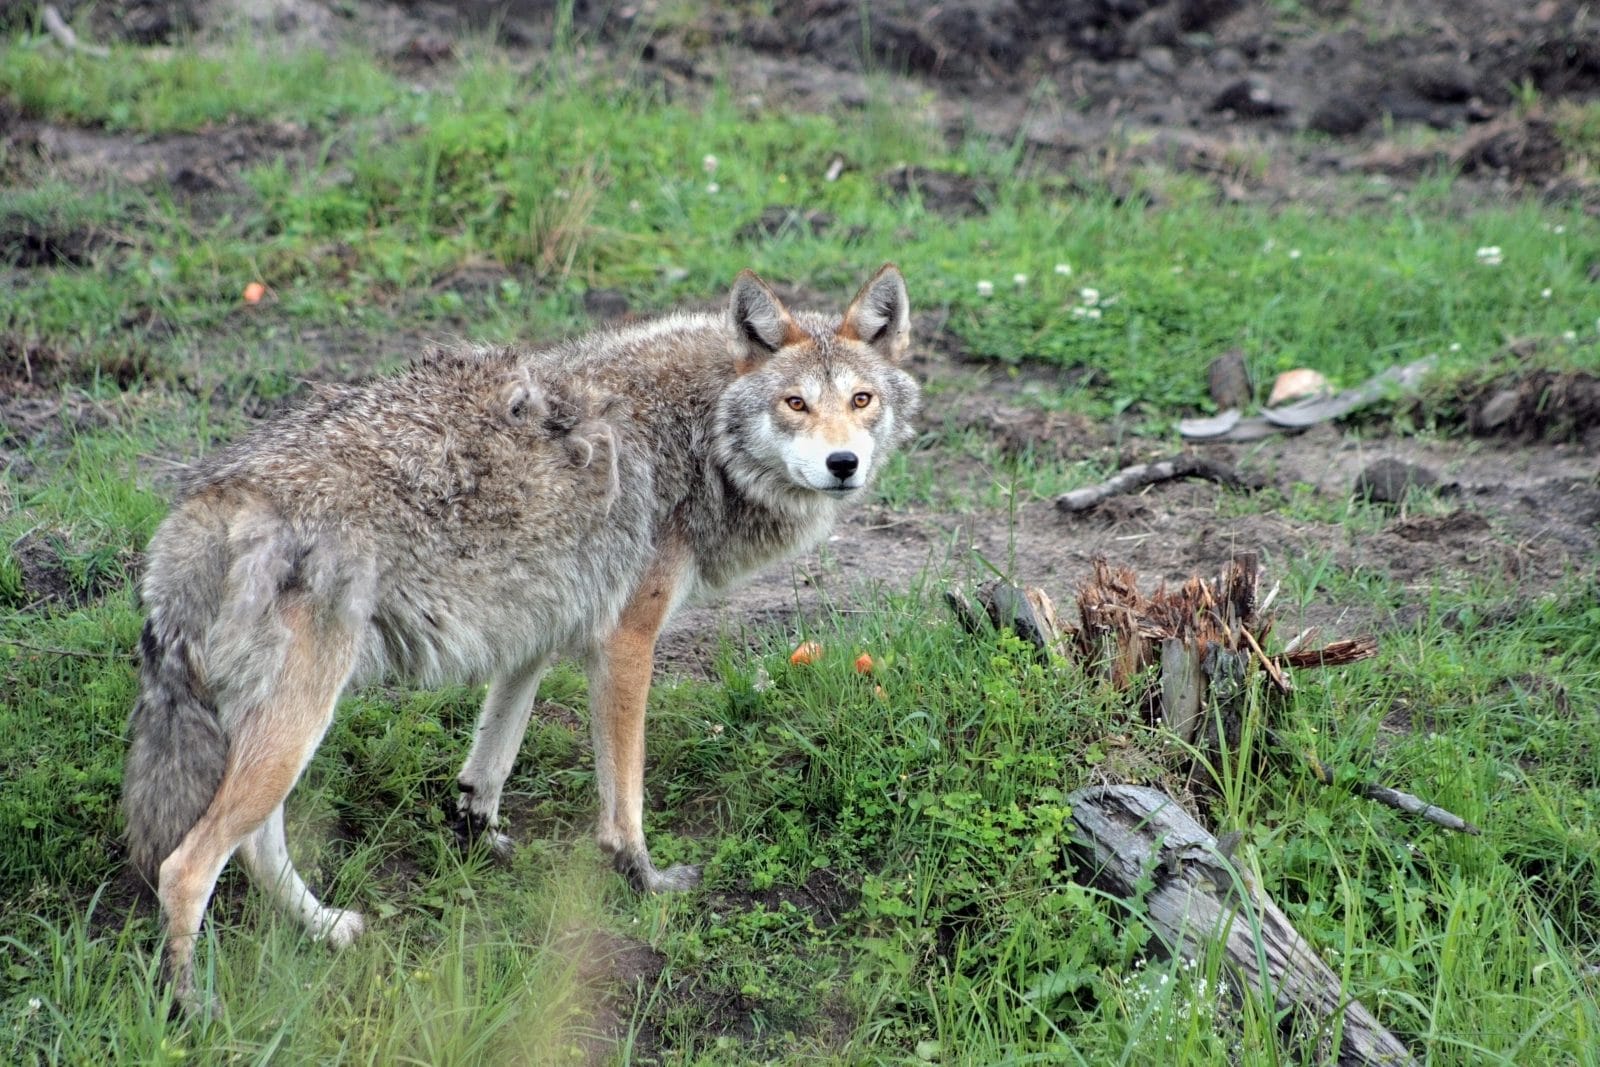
[715,264,921,507]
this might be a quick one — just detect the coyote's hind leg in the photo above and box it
[238,803,365,946]
[158,606,356,1014]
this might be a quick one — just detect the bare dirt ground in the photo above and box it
[4,0,1599,666]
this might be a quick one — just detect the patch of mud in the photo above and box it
[881,165,993,217]
[0,211,120,268]
[5,528,131,611]
[707,867,858,930]
[0,331,158,399]
[581,0,1600,204]
[572,929,667,1062]
[0,335,75,393]
[11,120,315,223]
[1452,368,1600,441]
[570,918,828,1063]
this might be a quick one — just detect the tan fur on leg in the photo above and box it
[589,542,700,892]
[160,605,357,1012]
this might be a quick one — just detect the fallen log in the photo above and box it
[1066,784,1418,1066]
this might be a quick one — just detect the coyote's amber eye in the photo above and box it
[852,391,873,409]
[785,396,807,412]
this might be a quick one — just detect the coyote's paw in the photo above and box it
[644,863,702,893]
[170,974,224,1022]
[452,804,515,862]
[612,848,701,894]
[312,908,366,948]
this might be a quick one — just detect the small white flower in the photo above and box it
[1086,307,1102,320]
[628,199,642,214]
[705,181,720,194]
[1079,287,1100,305]
[1564,329,1578,342]
[26,997,41,1012]
[1013,273,1028,287]
[702,154,719,175]
[1054,262,1073,276]
[1071,305,1088,318]
[1288,248,1302,259]
[1475,246,1503,266]
[1542,288,1553,299]
[976,280,994,297]
[1554,224,1566,235]
[1449,342,1462,352]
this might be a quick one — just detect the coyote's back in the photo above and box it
[124,347,652,883]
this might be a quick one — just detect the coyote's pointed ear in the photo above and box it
[839,263,910,364]
[729,270,802,367]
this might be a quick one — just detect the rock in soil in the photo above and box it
[1207,348,1253,410]
[1354,458,1437,505]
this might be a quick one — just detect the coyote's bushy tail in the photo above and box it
[123,598,229,886]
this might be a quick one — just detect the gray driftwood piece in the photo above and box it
[1056,455,1265,513]
[1066,785,1418,1066]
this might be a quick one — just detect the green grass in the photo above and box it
[0,36,400,133]
[3,20,1600,1067]
[6,44,1596,418]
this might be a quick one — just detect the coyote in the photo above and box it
[123,265,920,1009]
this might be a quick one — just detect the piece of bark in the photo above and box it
[1208,349,1253,409]
[1066,785,1419,1066]
[945,580,1063,655]
[1057,455,1265,513]
[1160,637,1204,743]
[1280,636,1378,670]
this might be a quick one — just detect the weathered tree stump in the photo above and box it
[947,555,1480,837]
[1066,784,1418,1067]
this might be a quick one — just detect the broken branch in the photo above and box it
[1056,455,1265,514]
[1269,729,1482,835]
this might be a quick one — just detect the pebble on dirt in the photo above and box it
[1353,458,1438,506]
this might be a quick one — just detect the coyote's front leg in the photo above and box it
[454,657,552,857]
[588,547,700,892]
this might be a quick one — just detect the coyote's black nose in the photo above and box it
[826,451,859,480]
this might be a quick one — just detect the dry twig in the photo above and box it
[1276,730,1481,835]
[1,636,126,660]
[1056,455,1265,513]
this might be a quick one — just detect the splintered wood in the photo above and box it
[946,554,1479,835]
[1070,553,1282,744]
[944,557,1469,1063]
